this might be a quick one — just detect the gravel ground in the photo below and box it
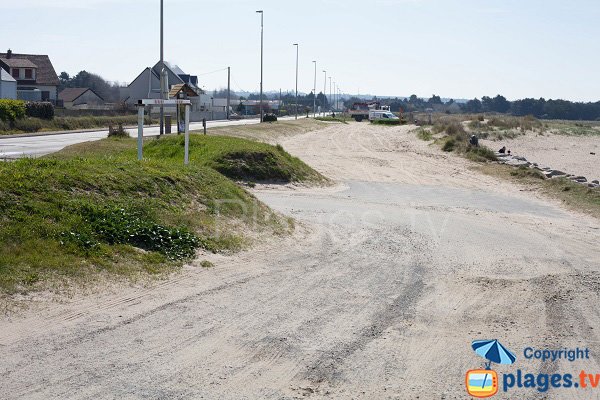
[1,122,599,399]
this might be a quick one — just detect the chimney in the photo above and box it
[6,49,12,59]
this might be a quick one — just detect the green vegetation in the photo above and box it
[0,133,319,294]
[546,121,600,136]
[0,115,146,135]
[0,99,26,123]
[371,119,405,126]
[432,119,497,162]
[415,128,433,141]
[315,116,349,124]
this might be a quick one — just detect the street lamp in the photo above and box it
[322,70,327,114]
[293,43,298,120]
[312,61,317,118]
[329,77,332,114]
[256,10,264,122]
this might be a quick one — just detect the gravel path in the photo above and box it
[1,122,599,399]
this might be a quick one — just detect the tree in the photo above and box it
[428,94,443,105]
[463,98,482,113]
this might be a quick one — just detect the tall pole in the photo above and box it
[293,43,299,120]
[312,61,316,117]
[159,0,164,136]
[329,77,332,113]
[256,11,264,122]
[226,67,231,120]
[322,70,327,114]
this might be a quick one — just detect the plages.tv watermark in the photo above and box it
[466,340,598,397]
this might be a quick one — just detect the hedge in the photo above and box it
[26,102,55,120]
[0,99,26,122]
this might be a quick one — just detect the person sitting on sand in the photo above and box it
[469,135,479,147]
[499,146,506,154]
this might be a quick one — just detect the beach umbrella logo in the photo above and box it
[466,339,516,398]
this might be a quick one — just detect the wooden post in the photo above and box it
[137,105,144,161]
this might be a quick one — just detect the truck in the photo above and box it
[348,101,381,122]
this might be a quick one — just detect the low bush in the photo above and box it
[0,99,26,122]
[465,145,498,162]
[416,128,433,141]
[442,138,456,152]
[13,118,43,133]
[25,102,54,120]
[372,119,401,126]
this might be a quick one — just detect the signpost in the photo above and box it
[137,99,192,164]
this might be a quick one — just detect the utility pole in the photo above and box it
[256,10,264,122]
[312,61,317,117]
[226,67,231,120]
[293,43,299,120]
[159,0,164,136]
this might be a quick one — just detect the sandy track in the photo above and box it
[1,122,599,399]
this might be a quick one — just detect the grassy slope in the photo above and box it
[0,132,322,294]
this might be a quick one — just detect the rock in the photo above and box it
[544,170,567,178]
[592,180,599,184]
[571,176,587,183]
[591,152,596,155]
[588,184,597,188]
[505,159,531,167]
[514,156,527,161]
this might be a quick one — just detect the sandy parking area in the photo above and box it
[1,122,599,399]
[482,132,600,181]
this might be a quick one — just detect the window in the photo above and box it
[11,68,19,79]
[25,69,33,79]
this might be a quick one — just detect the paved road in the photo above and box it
[0,116,304,159]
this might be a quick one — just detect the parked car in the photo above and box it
[262,113,278,122]
[369,110,399,122]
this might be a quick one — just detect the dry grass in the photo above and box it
[204,119,328,143]
[476,163,600,217]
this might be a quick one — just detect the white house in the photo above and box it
[0,49,59,102]
[0,69,17,100]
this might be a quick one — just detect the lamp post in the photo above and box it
[312,61,317,118]
[329,77,332,114]
[256,10,264,122]
[293,43,299,120]
[322,70,326,114]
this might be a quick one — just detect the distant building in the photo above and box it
[0,69,17,99]
[58,87,105,109]
[0,49,59,102]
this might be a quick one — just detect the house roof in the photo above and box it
[0,69,16,83]
[0,52,59,86]
[168,83,199,98]
[58,87,104,102]
[0,57,38,68]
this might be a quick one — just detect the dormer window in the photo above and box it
[25,68,33,79]
[11,68,19,79]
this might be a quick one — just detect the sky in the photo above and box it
[2,0,600,102]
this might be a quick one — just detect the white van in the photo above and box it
[369,110,399,122]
